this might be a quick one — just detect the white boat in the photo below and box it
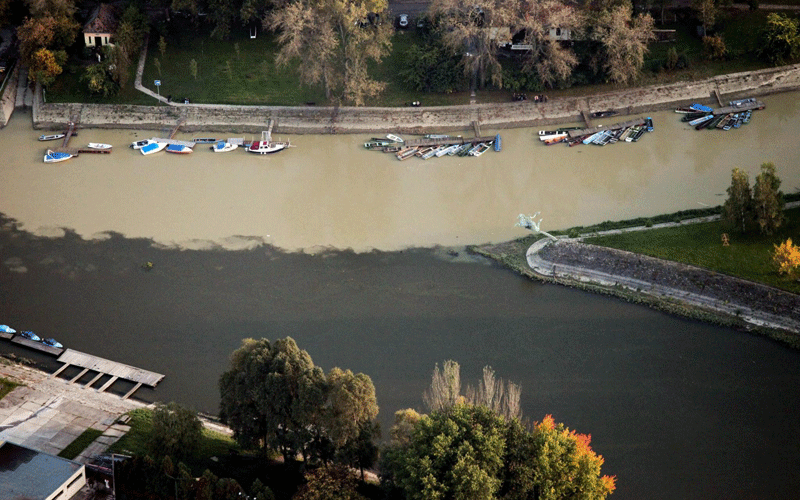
[39,133,65,141]
[43,150,73,163]
[0,325,16,333]
[140,141,167,155]
[131,139,155,149]
[395,147,418,160]
[211,141,238,153]
[436,144,459,157]
[165,144,193,154]
[87,143,112,150]
[386,134,404,143]
[470,143,492,156]
[421,146,443,159]
[247,140,289,154]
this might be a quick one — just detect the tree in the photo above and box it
[148,401,203,461]
[722,167,753,233]
[702,35,726,60]
[464,365,522,421]
[391,404,507,500]
[28,47,63,85]
[693,0,717,37]
[219,337,326,462]
[514,0,582,88]
[752,162,784,235]
[326,367,379,458]
[773,238,800,278]
[267,0,392,105]
[16,14,78,72]
[295,463,367,500]
[589,4,655,85]
[423,359,462,412]
[757,13,800,65]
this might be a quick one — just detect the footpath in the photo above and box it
[520,204,800,341]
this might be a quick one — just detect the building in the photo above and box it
[0,440,87,500]
[83,4,117,48]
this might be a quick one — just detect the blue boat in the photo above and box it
[690,103,713,113]
[166,144,193,154]
[19,331,41,342]
[0,325,16,333]
[688,114,714,127]
[43,150,73,163]
[494,134,502,152]
[42,338,63,348]
[645,117,654,132]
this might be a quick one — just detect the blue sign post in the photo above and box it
[154,80,161,99]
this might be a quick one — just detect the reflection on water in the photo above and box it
[1,93,798,251]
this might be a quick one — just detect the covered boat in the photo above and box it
[0,325,16,333]
[140,141,167,155]
[211,141,238,153]
[166,144,193,154]
[42,338,64,348]
[19,331,41,342]
[44,150,73,163]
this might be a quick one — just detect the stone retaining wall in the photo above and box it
[0,64,18,127]
[33,63,800,134]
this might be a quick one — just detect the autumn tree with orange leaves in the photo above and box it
[774,238,800,278]
[381,361,615,500]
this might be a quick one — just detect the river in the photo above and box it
[1,94,799,499]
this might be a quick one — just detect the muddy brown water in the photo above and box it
[1,94,800,499]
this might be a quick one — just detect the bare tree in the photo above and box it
[423,360,461,412]
[590,3,655,86]
[465,366,522,420]
[268,0,392,105]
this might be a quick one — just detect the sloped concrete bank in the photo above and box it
[33,63,800,133]
[476,237,800,347]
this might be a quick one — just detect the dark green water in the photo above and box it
[1,223,799,499]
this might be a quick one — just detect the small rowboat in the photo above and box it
[470,142,492,156]
[140,141,167,155]
[44,150,73,163]
[494,134,502,152]
[688,114,714,127]
[386,134,404,143]
[87,143,113,150]
[39,133,66,141]
[211,141,238,153]
[166,144,193,154]
[395,147,418,160]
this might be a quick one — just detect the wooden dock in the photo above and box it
[50,348,165,400]
[567,117,647,139]
[10,336,63,355]
[147,138,196,147]
[712,100,765,115]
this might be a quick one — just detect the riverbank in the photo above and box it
[29,63,800,134]
[473,227,800,348]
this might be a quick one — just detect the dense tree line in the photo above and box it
[723,162,785,235]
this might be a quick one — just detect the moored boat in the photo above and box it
[42,338,63,348]
[688,114,714,127]
[131,139,154,149]
[166,144,194,154]
[690,103,713,113]
[494,134,502,152]
[43,150,73,163]
[39,133,66,141]
[436,144,460,157]
[395,147,418,160]
[0,325,16,333]
[18,331,41,342]
[743,110,752,124]
[248,140,289,154]
[421,146,444,159]
[590,110,618,118]
[386,134,404,143]
[87,143,113,150]
[211,141,238,153]
[140,141,168,155]
[470,142,492,156]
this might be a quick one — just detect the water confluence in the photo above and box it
[1,93,800,499]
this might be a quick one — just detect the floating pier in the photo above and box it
[404,135,498,148]
[10,336,63,355]
[51,349,165,400]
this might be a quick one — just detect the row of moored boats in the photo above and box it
[365,134,502,161]
[538,117,654,147]
[676,101,755,131]
[0,324,63,348]
[130,132,291,156]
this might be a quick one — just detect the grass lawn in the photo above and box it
[584,207,800,294]
[0,376,21,400]
[109,408,240,475]
[59,428,104,459]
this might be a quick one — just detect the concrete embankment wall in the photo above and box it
[0,64,18,127]
[33,63,800,134]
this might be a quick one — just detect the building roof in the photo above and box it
[84,3,118,34]
[0,441,84,499]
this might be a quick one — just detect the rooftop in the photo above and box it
[0,441,84,499]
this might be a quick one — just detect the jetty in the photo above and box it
[50,118,112,155]
[51,349,165,400]
[404,135,498,148]
[150,119,195,148]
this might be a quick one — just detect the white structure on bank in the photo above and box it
[83,4,117,48]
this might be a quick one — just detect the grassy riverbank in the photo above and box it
[585,206,800,294]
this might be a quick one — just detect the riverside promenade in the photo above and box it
[26,43,800,134]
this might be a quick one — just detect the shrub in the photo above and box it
[703,35,727,60]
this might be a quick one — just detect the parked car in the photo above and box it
[398,14,409,29]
